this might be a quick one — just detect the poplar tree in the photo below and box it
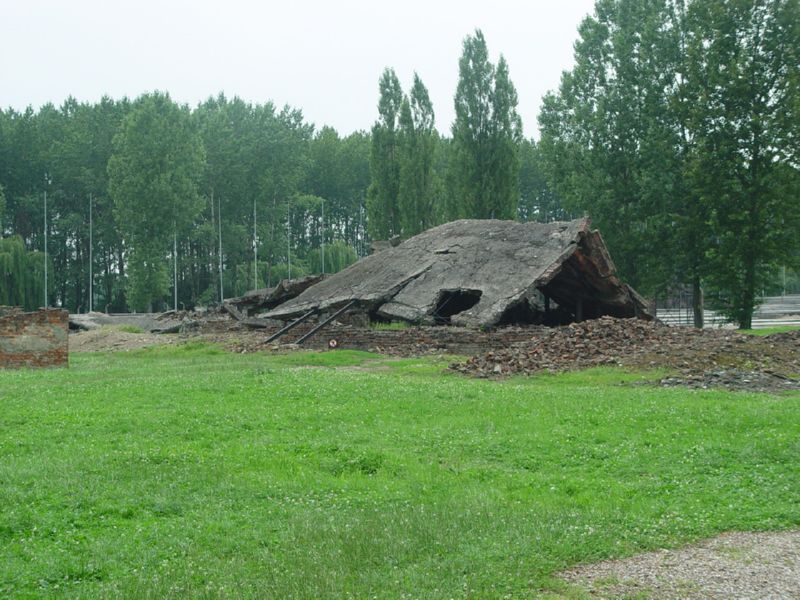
[397,73,437,236]
[366,68,403,239]
[450,30,522,220]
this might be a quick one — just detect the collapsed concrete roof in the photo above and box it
[222,274,325,320]
[264,218,651,328]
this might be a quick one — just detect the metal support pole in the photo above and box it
[253,197,258,290]
[359,203,364,257]
[265,308,317,343]
[295,301,356,345]
[173,228,178,311]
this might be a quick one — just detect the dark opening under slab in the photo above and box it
[432,289,482,324]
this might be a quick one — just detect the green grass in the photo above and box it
[369,320,412,330]
[1,345,799,598]
[99,324,145,334]
[117,325,145,334]
[739,325,800,336]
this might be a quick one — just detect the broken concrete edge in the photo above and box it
[222,302,245,321]
[460,220,590,329]
[222,274,327,318]
[0,307,69,368]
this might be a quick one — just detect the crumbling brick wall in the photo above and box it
[226,320,545,355]
[297,326,540,355]
[0,308,69,368]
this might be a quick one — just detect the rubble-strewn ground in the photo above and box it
[451,316,800,392]
[69,314,799,392]
[560,530,800,599]
[69,311,184,332]
[68,327,181,352]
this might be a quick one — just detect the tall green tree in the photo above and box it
[108,92,205,311]
[539,0,800,328]
[450,30,522,220]
[538,0,696,305]
[366,68,403,239]
[253,105,313,287]
[488,56,523,218]
[397,73,438,236]
[684,0,800,328]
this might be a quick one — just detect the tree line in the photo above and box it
[2,4,798,328]
[0,94,372,312]
[0,30,557,313]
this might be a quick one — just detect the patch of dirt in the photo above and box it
[451,317,800,392]
[559,530,800,599]
[69,328,180,352]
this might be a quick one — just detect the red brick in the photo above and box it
[0,307,69,369]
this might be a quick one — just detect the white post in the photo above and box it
[88,193,93,312]
[359,202,364,257]
[217,193,223,302]
[253,197,258,290]
[287,201,291,280]
[43,173,49,308]
[173,227,178,311]
[321,199,325,274]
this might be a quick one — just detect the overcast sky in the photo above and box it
[1,0,596,138]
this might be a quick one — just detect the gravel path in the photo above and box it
[560,530,800,599]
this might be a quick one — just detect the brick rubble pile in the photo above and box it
[451,317,800,391]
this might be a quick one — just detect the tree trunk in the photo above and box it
[117,245,126,310]
[739,252,757,330]
[692,277,704,328]
[104,250,112,312]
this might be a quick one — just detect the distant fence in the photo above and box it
[655,294,800,329]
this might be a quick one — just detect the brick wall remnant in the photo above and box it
[0,307,69,368]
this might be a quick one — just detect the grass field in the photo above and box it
[740,325,800,336]
[2,344,799,598]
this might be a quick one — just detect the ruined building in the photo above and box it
[264,218,650,328]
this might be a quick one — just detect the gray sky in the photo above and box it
[1,0,595,137]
